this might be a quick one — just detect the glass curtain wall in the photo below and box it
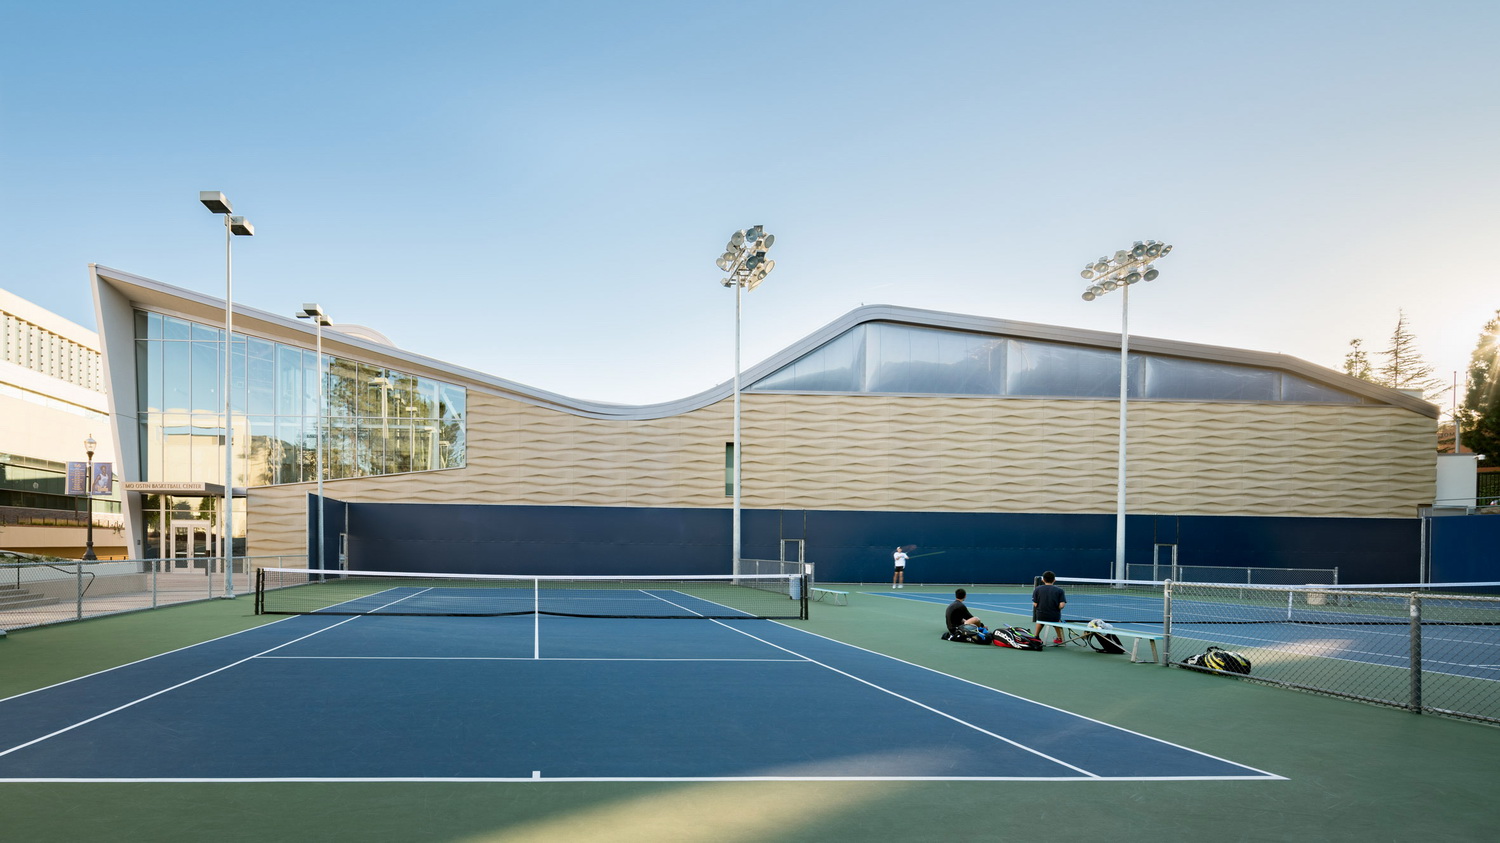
[133,310,467,490]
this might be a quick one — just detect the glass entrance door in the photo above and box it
[168,519,214,571]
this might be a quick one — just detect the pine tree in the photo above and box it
[1376,310,1446,399]
[1457,309,1500,463]
[1342,338,1373,381]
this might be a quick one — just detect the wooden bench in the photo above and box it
[1036,620,1164,664]
[811,588,848,606]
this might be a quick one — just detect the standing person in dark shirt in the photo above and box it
[945,588,982,636]
[1032,571,1067,646]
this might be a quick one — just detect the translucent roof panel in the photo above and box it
[751,321,1367,405]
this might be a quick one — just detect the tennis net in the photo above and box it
[1050,577,1500,626]
[254,568,808,620]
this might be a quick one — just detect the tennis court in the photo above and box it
[6,583,1500,842]
[880,579,1500,723]
[0,586,1279,782]
[887,585,1500,675]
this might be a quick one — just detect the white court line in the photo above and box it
[257,656,808,662]
[6,774,1280,783]
[730,607,1285,781]
[0,590,425,761]
[0,587,1285,782]
[638,591,1101,777]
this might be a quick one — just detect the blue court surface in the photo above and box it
[0,610,1282,783]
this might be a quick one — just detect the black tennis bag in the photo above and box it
[1084,619,1126,655]
[990,627,1044,651]
[1183,646,1252,675]
[942,624,991,645]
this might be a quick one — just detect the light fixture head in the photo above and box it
[1145,242,1162,258]
[1114,250,1130,263]
[745,224,764,242]
[760,233,775,250]
[1081,268,1096,280]
[199,191,232,214]
[1082,289,1097,301]
[1143,266,1160,281]
[715,256,732,272]
[297,304,332,326]
[85,434,97,453]
[229,216,254,236]
[730,230,746,248]
[1124,271,1142,285]
[1131,241,1147,258]
[1160,244,1173,256]
[1101,279,1118,292]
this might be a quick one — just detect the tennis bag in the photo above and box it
[1183,646,1252,675]
[942,624,991,645]
[990,627,1044,651]
[1085,619,1126,655]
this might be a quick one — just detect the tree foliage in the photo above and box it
[1343,311,1446,399]
[1342,339,1373,382]
[1456,309,1500,463]
[1377,310,1447,397]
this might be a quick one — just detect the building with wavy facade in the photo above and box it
[90,265,1438,583]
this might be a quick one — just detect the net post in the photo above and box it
[1408,592,1423,713]
[800,572,809,619]
[1162,578,1173,666]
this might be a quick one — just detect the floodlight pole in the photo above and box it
[1077,241,1173,582]
[1114,284,1130,582]
[298,305,332,570]
[200,192,253,598]
[716,226,776,573]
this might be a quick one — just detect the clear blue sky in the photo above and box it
[3,1,1496,406]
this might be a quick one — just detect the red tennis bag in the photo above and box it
[990,627,1044,651]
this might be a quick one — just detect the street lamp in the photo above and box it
[1077,240,1173,582]
[200,191,254,598]
[82,434,98,561]
[716,225,777,571]
[297,304,332,570]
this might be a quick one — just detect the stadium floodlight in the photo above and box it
[715,224,778,573]
[201,191,254,599]
[1073,240,1175,581]
[297,304,333,571]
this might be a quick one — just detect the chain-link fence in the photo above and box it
[1164,582,1500,724]
[1125,563,1339,585]
[0,556,305,633]
[1060,577,1500,725]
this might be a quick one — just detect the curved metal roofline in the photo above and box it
[90,268,1438,421]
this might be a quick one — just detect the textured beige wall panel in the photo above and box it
[246,390,1436,555]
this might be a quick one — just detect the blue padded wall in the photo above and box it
[323,501,1421,585]
[1429,514,1500,583]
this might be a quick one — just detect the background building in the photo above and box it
[0,286,123,558]
[92,265,1440,584]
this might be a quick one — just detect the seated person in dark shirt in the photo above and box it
[945,588,983,636]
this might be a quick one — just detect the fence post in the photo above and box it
[75,561,84,620]
[1408,592,1423,713]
